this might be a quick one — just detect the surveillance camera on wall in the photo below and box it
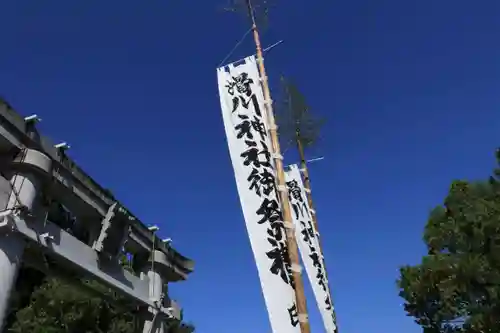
[24,114,42,123]
[148,225,159,232]
[55,142,71,150]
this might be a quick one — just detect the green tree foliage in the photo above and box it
[9,277,136,333]
[223,0,276,27]
[168,311,195,333]
[8,254,195,333]
[398,149,500,332]
[276,76,325,153]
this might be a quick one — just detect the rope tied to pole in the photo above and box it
[217,27,253,68]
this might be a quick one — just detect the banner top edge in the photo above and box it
[216,55,256,71]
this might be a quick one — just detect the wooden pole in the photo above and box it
[244,1,311,333]
[296,136,339,333]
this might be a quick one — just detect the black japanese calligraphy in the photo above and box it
[235,115,267,141]
[240,140,271,169]
[305,221,315,241]
[250,116,267,141]
[317,270,327,292]
[310,252,322,269]
[226,72,254,96]
[248,168,275,197]
[229,69,293,290]
[232,94,261,115]
[235,115,253,140]
[225,72,262,116]
[300,221,314,244]
[287,180,304,202]
[325,295,332,311]
[286,174,331,296]
[287,180,309,221]
[293,201,309,220]
[266,240,293,285]
[287,303,299,327]
[256,198,281,225]
[267,220,285,242]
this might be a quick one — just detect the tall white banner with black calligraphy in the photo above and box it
[285,164,337,333]
[217,56,301,333]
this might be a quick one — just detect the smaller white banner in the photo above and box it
[285,164,337,333]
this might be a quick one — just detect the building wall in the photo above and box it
[0,174,11,210]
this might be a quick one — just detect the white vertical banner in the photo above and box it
[285,164,337,333]
[217,56,301,333]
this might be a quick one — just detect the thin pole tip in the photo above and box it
[306,156,325,163]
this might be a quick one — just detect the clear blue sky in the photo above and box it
[2,1,500,333]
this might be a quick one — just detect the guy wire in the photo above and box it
[217,27,253,68]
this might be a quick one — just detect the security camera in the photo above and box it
[24,114,42,123]
[148,225,159,232]
[55,142,71,150]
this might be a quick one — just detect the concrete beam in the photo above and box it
[3,211,184,317]
[0,107,194,277]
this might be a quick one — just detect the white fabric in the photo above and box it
[217,56,301,333]
[285,164,337,333]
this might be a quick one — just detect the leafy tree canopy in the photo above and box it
[8,254,195,333]
[9,277,137,333]
[276,76,325,153]
[398,149,500,333]
[223,0,276,28]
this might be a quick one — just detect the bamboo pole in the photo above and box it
[244,1,311,333]
[296,136,339,333]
